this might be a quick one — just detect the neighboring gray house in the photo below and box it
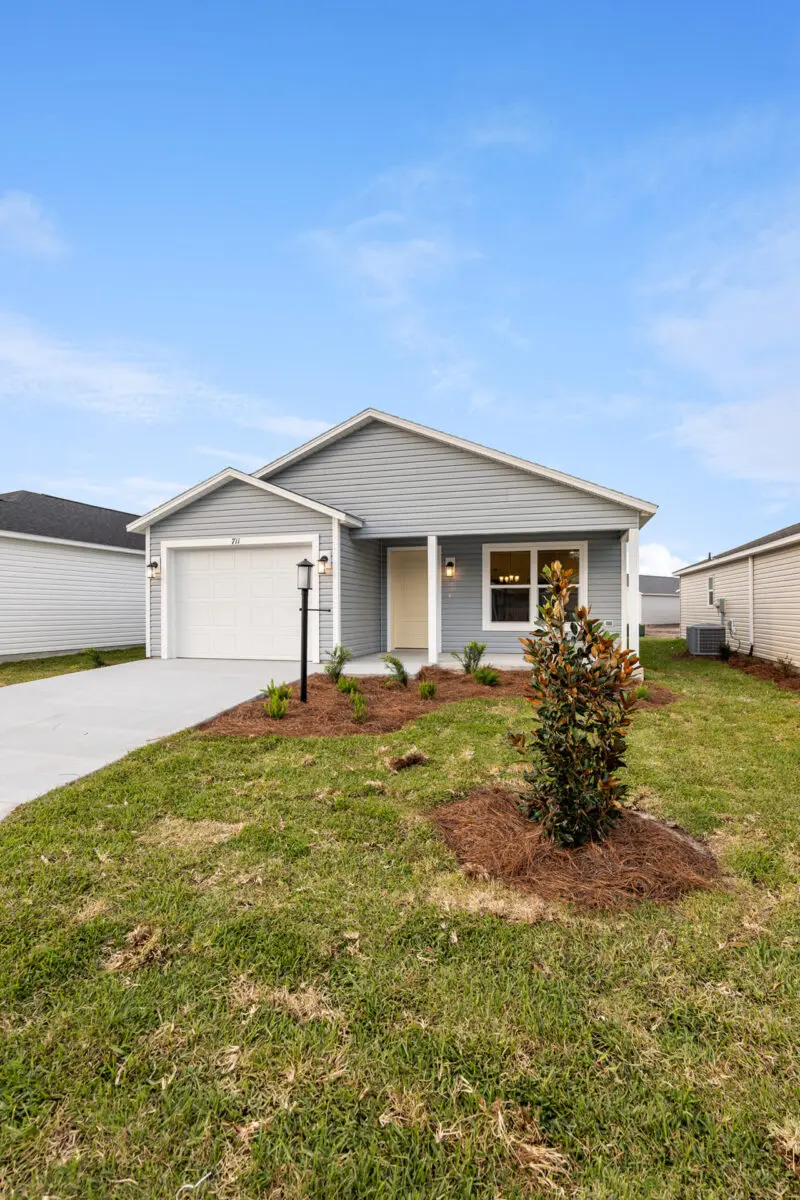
[0,491,145,660]
[128,409,657,664]
[676,520,800,664]
[640,574,680,626]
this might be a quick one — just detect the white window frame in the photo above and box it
[707,575,715,607]
[159,533,320,661]
[481,541,589,631]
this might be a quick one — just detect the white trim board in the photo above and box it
[158,533,320,662]
[127,467,362,534]
[0,530,144,555]
[676,528,800,575]
[255,408,657,522]
[481,540,589,632]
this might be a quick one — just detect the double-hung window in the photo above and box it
[482,542,587,630]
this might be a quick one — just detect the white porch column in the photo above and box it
[619,531,629,649]
[628,525,641,660]
[427,534,440,664]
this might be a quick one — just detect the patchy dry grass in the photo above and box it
[0,644,145,687]
[0,639,799,1197]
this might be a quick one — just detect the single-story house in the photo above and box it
[640,574,680,626]
[128,409,657,665]
[676,519,800,664]
[0,491,145,660]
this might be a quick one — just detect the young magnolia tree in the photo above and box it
[509,560,639,847]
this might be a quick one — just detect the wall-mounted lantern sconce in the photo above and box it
[444,557,456,579]
[317,554,330,575]
[146,559,161,580]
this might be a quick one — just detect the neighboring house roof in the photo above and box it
[640,574,679,595]
[254,408,658,523]
[127,468,364,534]
[676,518,800,576]
[0,490,145,551]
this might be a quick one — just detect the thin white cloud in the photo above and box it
[39,475,190,514]
[640,543,687,576]
[0,191,66,256]
[647,195,800,488]
[0,314,328,439]
[192,445,263,470]
[466,105,550,152]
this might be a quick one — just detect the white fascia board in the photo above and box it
[675,530,800,576]
[0,530,144,555]
[254,408,658,522]
[126,467,362,533]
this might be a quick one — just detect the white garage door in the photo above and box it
[172,543,308,659]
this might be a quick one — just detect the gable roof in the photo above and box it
[640,574,679,595]
[0,490,145,551]
[127,467,363,534]
[676,518,800,576]
[255,408,658,523]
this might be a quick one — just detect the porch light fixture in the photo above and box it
[317,554,330,575]
[444,557,456,579]
[146,559,160,580]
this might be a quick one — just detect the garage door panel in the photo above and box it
[172,544,308,659]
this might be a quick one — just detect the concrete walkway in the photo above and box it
[0,658,299,819]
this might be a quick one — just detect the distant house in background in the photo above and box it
[640,574,680,627]
[676,520,800,665]
[0,491,145,660]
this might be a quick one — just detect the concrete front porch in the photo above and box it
[344,650,529,676]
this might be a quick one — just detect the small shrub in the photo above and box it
[350,692,368,723]
[635,684,651,701]
[337,675,361,695]
[261,679,292,718]
[508,560,638,848]
[450,641,486,674]
[418,680,437,699]
[718,642,732,662]
[83,647,105,668]
[324,644,353,684]
[776,655,797,678]
[381,653,408,686]
[473,666,500,687]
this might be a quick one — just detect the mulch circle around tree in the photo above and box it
[198,666,679,739]
[432,787,717,908]
[727,653,800,691]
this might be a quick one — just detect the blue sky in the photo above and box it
[2,2,800,573]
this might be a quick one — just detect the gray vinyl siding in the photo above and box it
[0,535,144,659]
[148,480,332,658]
[339,529,381,655]
[438,533,623,653]
[271,421,639,536]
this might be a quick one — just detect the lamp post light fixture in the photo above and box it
[296,558,314,703]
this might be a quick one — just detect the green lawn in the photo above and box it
[1,640,799,1198]
[0,646,146,688]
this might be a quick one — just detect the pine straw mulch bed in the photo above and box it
[727,652,800,692]
[198,667,678,738]
[433,788,717,908]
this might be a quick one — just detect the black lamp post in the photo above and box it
[297,558,313,702]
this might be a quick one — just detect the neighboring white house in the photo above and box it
[0,491,146,660]
[640,574,680,626]
[676,520,800,665]
[128,407,656,665]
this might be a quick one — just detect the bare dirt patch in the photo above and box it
[139,816,244,849]
[633,682,679,709]
[103,924,165,973]
[428,877,552,924]
[728,653,800,692]
[198,667,533,738]
[432,788,717,908]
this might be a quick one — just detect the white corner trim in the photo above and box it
[159,533,320,662]
[0,530,144,555]
[331,518,342,649]
[254,408,657,519]
[481,540,589,632]
[145,527,151,658]
[427,534,440,665]
[127,467,362,534]
[628,527,640,659]
[620,531,629,649]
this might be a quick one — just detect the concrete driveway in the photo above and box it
[0,658,301,819]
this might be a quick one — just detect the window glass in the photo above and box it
[490,550,531,585]
[491,587,531,623]
[708,576,715,604]
[537,550,580,584]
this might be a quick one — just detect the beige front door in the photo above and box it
[389,548,428,649]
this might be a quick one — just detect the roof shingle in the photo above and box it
[0,491,145,551]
